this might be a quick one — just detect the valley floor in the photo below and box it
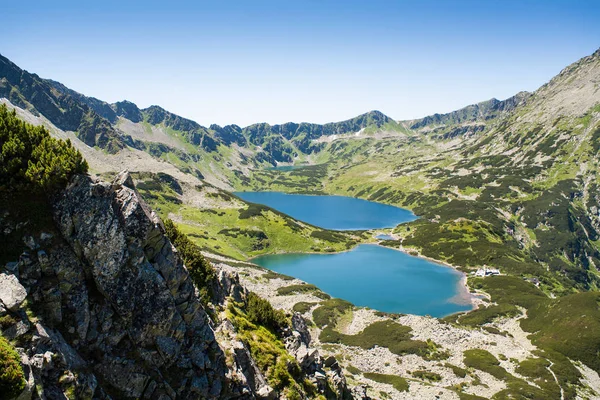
[213,258,600,399]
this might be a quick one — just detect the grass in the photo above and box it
[463,349,509,380]
[411,370,442,382]
[227,301,316,397]
[319,320,447,359]
[345,365,362,375]
[292,302,318,314]
[277,284,331,299]
[0,334,26,399]
[363,372,409,392]
[445,363,468,378]
[452,304,521,327]
[262,271,295,281]
[312,298,354,328]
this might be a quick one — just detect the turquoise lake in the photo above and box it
[234,191,416,230]
[254,244,472,317]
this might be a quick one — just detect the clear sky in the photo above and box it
[1,0,599,126]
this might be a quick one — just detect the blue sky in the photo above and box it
[1,0,599,126]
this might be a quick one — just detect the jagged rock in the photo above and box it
[40,232,53,242]
[4,261,19,275]
[0,272,27,311]
[231,340,275,399]
[213,268,246,303]
[15,349,35,400]
[351,385,370,400]
[2,318,30,340]
[23,236,38,250]
[4,169,352,399]
[291,313,311,345]
[49,172,228,398]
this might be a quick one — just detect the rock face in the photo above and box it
[51,171,227,398]
[0,171,352,399]
[0,172,228,399]
[0,273,27,311]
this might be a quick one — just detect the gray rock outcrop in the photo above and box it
[1,172,228,399]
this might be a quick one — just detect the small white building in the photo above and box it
[474,267,500,277]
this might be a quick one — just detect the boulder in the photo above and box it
[0,272,27,311]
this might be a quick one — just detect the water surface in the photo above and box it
[234,191,415,230]
[253,244,472,317]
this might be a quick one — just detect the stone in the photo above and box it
[0,272,27,311]
[2,319,30,340]
[155,335,181,364]
[40,232,54,242]
[15,350,35,400]
[37,250,52,275]
[23,236,38,250]
[4,261,19,275]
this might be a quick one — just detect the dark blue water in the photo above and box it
[376,234,395,240]
[234,192,416,230]
[253,244,472,317]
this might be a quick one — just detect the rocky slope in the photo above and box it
[0,55,124,152]
[0,171,349,399]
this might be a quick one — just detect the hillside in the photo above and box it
[2,48,600,399]
[0,109,351,398]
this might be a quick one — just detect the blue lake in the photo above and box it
[253,244,473,317]
[234,192,416,230]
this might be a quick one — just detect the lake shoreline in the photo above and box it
[250,242,478,318]
[389,243,482,313]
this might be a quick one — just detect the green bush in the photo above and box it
[238,203,268,219]
[0,335,26,399]
[312,298,353,328]
[445,363,468,378]
[245,292,289,332]
[277,284,330,299]
[163,219,215,303]
[310,230,347,243]
[319,321,444,359]
[411,370,442,381]
[363,372,408,392]
[346,365,362,375]
[0,104,88,193]
[262,271,294,281]
[292,302,317,314]
[456,303,520,327]
[463,349,508,380]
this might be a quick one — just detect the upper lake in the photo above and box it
[234,191,416,230]
[253,244,473,317]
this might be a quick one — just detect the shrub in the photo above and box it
[238,203,268,219]
[463,349,508,380]
[0,335,26,399]
[309,230,347,243]
[312,298,353,328]
[293,302,317,314]
[445,363,468,378]
[319,321,443,359]
[363,372,409,392]
[245,292,288,332]
[277,284,330,299]
[0,104,88,193]
[163,219,215,302]
[411,370,442,382]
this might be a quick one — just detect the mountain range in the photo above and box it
[1,49,600,399]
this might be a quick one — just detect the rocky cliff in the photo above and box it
[0,171,348,399]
